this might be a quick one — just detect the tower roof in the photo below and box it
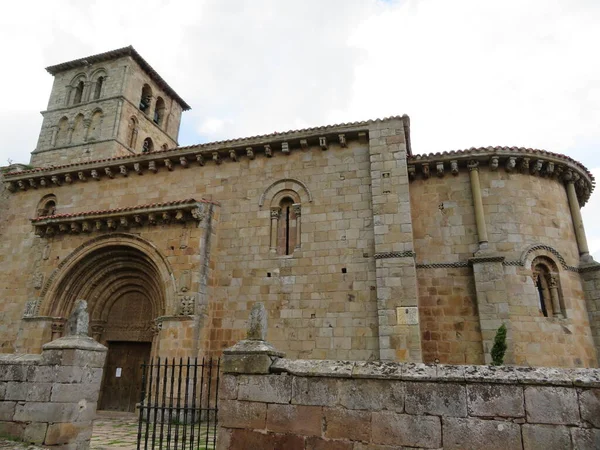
[45,45,191,111]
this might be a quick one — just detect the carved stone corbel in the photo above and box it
[212,152,221,165]
[81,221,91,233]
[91,170,100,180]
[489,156,499,171]
[505,157,516,172]
[164,159,173,171]
[436,162,444,177]
[134,163,142,175]
[5,182,15,192]
[407,165,416,180]
[29,179,37,189]
[106,219,117,230]
[65,174,73,184]
[450,160,459,176]
[246,147,255,160]
[422,162,430,179]
[531,160,543,175]
[148,161,157,173]
[18,180,26,191]
[51,176,61,186]
[520,157,530,173]
[119,165,128,177]
[120,217,129,228]
[180,157,188,168]
[230,149,238,161]
[300,139,308,150]
[104,167,114,179]
[281,142,289,155]
[338,134,347,148]
[319,137,328,150]
[39,177,47,187]
[78,171,87,181]
[264,145,272,157]
[70,223,81,233]
[196,154,205,166]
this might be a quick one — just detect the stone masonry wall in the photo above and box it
[0,335,106,449]
[218,358,600,450]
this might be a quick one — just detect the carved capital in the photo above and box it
[548,274,558,289]
[271,207,281,219]
[292,203,301,216]
[467,160,479,171]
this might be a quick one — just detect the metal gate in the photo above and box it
[136,357,220,450]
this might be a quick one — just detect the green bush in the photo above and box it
[490,323,507,366]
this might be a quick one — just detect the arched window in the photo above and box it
[139,84,152,113]
[37,195,57,217]
[269,190,302,256]
[93,76,104,100]
[532,257,563,318]
[142,137,154,153]
[154,97,165,126]
[127,117,138,149]
[73,81,84,105]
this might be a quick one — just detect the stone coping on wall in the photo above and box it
[30,198,215,237]
[3,116,409,192]
[407,146,594,205]
[269,359,600,388]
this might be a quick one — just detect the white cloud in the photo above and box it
[0,0,599,260]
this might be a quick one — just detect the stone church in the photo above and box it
[0,46,598,408]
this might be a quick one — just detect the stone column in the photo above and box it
[564,172,592,262]
[292,203,301,249]
[368,118,422,362]
[269,207,280,253]
[468,160,489,251]
[548,275,563,318]
[581,264,600,362]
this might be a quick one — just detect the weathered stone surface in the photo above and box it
[352,361,402,379]
[292,376,339,407]
[66,300,89,336]
[51,383,99,402]
[272,359,354,378]
[13,400,95,423]
[525,386,580,424]
[5,381,52,402]
[305,436,353,450]
[0,364,29,382]
[443,417,522,450]
[0,420,25,440]
[513,366,573,386]
[521,424,571,450]
[219,400,266,429]
[222,353,273,375]
[571,428,600,450]
[0,401,16,420]
[339,379,403,411]
[467,384,524,417]
[401,363,437,381]
[323,407,370,442]
[23,422,48,444]
[247,303,267,341]
[579,388,600,427]
[371,411,441,448]
[463,365,519,384]
[219,374,238,400]
[228,429,305,450]
[405,381,466,417]
[45,421,93,445]
[237,374,291,404]
[266,404,322,436]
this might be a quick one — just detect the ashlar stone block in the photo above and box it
[405,381,467,417]
[442,417,522,450]
[372,411,441,448]
[522,424,571,450]
[524,386,580,425]
[467,384,524,417]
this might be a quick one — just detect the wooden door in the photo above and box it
[99,341,151,412]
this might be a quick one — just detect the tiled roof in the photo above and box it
[5,115,409,177]
[32,198,218,222]
[411,146,595,183]
[45,45,191,111]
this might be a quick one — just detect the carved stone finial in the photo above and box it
[66,300,89,336]
[247,302,267,341]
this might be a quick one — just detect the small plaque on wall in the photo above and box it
[396,307,419,325]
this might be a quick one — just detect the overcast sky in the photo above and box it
[0,0,598,259]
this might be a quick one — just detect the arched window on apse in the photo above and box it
[142,137,154,153]
[93,76,104,100]
[532,256,563,318]
[73,80,84,105]
[270,192,301,256]
[36,195,57,218]
[127,117,138,149]
[139,84,152,113]
[154,97,165,126]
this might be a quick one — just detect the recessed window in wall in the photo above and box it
[142,137,154,153]
[154,97,165,126]
[93,76,104,100]
[532,256,564,318]
[140,84,152,113]
[128,117,138,149]
[55,117,69,147]
[73,81,84,105]
[37,195,57,218]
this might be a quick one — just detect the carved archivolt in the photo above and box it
[38,233,176,318]
[259,178,312,207]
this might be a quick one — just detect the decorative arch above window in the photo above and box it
[36,194,57,218]
[67,74,87,106]
[531,256,564,318]
[269,189,302,256]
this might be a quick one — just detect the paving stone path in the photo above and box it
[91,410,216,449]
[0,441,42,449]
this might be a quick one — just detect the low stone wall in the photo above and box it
[218,359,600,450]
[0,335,106,449]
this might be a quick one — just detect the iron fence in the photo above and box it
[136,357,220,450]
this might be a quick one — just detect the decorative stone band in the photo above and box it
[416,262,469,269]
[30,198,215,237]
[407,147,595,206]
[2,116,410,193]
[374,251,416,259]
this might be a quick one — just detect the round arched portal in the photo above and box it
[41,235,174,411]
